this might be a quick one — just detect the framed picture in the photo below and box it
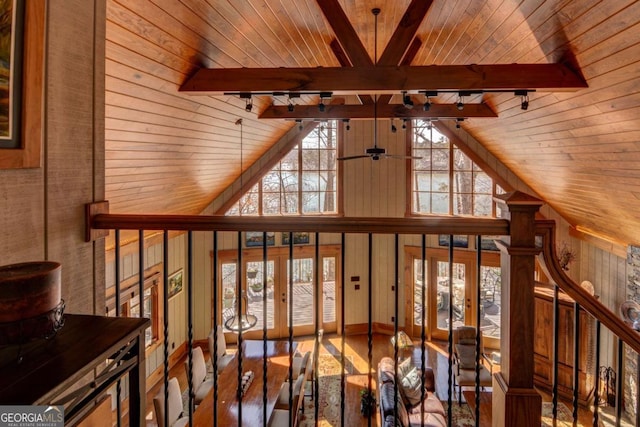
[438,234,469,248]
[282,232,310,245]
[0,0,43,169]
[168,269,183,299]
[245,231,275,247]
[480,236,500,251]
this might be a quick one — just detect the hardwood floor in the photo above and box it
[137,333,604,426]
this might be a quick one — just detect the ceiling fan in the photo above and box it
[338,8,422,163]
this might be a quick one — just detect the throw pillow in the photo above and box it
[396,357,413,382]
[400,367,424,407]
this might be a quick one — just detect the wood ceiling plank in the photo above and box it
[317,0,372,66]
[180,63,587,93]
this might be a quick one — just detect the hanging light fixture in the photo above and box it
[456,93,464,111]
[402,91,414,109]
[225,118,258,332]
[390,119,397,133]
[515,90,530,110]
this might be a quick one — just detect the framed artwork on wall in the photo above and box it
[168,269,183,299]
[0,0,44,169]
[282,232,310,245]
[438,234,469,248]
[245,231,275,247]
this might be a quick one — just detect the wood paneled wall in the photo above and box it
[0,1,106,315]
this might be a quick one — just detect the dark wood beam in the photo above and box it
[259,103,497,120]
[377,0,432,66]
[180,64,588,94]
[378,37,423,105]
[317,0,372,66]
[329,39,374,105]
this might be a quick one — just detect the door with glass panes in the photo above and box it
[406,246,501,348]
[217,246,339,339]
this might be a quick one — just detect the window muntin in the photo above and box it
[411,120,500,216]
[227,122,337,216]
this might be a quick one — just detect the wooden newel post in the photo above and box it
[493,191,543,427]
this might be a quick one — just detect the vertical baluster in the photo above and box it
[420,234,426,427]
[447,234,454,423]
[163,230,169,427]
[367,233,373,427]
[262,232,268,427]
[475,235,481,427]
[237,231,244,425]
[313,232,320,424]
[115,229,121,427]
[552,284,559,419]
[187,231,194,423]
[615,339,623,427]
[392,234,398,427]
[212,232,219,427]
[288,232,294,427]
[340,233,346,427]
[593,320,601,427]
[573,302,580,423]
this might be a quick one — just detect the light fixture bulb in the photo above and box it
[521,95,529,110]
[423,100,431,111]
[403,92,414,109]
[245,98,253,112]
[287,102,294,112]
[456,101,464,111]
[318,100,325,112]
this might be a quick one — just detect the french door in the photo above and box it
[217,245,340,339]
[406,246,501,348]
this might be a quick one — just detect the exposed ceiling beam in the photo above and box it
[376,0,433,66]
[320,0,431,104]
[378,37,423,105]
[259,103,497,120]
[180,64,587,94]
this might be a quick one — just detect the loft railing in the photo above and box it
[88,204,639,426]
[536,220,640,426]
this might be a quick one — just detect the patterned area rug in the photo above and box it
[299,353,353,426]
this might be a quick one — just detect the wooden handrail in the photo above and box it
[536,220,640,355]
[89,213,509,237]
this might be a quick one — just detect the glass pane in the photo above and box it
[262,192,281,214]
[474,172,492,194]
[302,150,319,170]
[221,263,237,326]
[474,194,492,216]
[302,172,319,191]
[319,150,336,170]
[453,149,472,171]
[453,193,473,215]
[453,171,473,193]
[287,258,314,326]
[436,261,465,330]
[246,261,275,331]
[281,171,298,191]
[480,266,501,339]
[281,148,298,170]
[323,257,336,323]
[432,192,449,214]
[431,149,449,170]
[413,258,427,326]
[414,192,430,212]
[283,193,298,213]
[431,173,449,192]
[302,192,319,213]
[262,171,281,192]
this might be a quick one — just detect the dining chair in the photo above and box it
[452,326,493,404]
[184,346,214,406]
[305,328,323,402]
[270,374,305,426]
[208,325,234,373]
[152,377,189,427]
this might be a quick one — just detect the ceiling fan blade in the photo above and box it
[384,154,424,160]
[337,154,371,161]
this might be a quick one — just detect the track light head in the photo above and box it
[287,98,295,112]
[245,98,253,112]
[402,119,407,130]
[318,100,325,112]
[423,100,431,111]
[515,90,530,110]
[296,119,303,130]
[402,92,414,109]
[455,118,464,129]
[391,124,397,133]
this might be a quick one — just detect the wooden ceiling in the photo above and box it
[105,0,640,246]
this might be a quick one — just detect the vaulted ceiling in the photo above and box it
[105,0,640,246]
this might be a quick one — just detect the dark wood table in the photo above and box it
[0,314,150,426]
[463,390,493,426]
[194,339,297,426]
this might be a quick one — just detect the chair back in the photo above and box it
[189,346,207,387]
[153,377,184,427]
[208,325,227,364]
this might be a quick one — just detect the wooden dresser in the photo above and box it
[533,283,595,405]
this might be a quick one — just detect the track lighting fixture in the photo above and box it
[456,93,464,111]
[318,91,332,113]
[455,118,464,129]
[402,91,414,109]
[239,93,253,112]
[296,119,303,130]
[287,98,294,112]
[402,119,408,130]
[423,99,431,111]
[390,119,397,133]
[342,118,350,131]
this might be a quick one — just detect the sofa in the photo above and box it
[377,356,446,427]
